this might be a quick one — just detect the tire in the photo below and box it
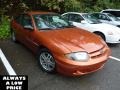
[94,32,106,41]
[37,48,56,73]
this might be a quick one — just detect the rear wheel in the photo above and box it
[37,48,56,73]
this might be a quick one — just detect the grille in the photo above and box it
[89,46,106,58]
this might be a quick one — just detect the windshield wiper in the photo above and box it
[40,28,55,30]
[61,25,75,28]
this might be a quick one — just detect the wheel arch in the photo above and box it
[37,45,56,73]
[93,31,106,41]
[37,45,54,56]
[37,45,50,52]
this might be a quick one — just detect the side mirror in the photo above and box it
[81,20,87,24]
[69,21,73,25]
[24,25,33,31]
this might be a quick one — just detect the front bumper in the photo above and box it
[54,46,110,76]
[106,34,120,43]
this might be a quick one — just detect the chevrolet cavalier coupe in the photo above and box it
[11,11,111,76]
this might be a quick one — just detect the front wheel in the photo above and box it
[37,48,56,73]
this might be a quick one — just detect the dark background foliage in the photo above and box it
[1,0,120,16]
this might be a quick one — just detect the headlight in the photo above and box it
[66,52,90,62]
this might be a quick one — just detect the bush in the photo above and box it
[0,16,10,39]
[64,0,81,12]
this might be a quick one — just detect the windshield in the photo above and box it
[33,14,73,30]
[107,13,120,21]
[82,14,102,24]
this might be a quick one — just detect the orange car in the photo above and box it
[11,11,111,76]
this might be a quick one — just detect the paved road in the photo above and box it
[0,59,7,75]
[0,40,120,90]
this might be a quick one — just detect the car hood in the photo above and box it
[38,28,105,53]
[111,20,120,25]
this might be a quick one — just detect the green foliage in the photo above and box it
[0,0,120,14]
[64,0,81,12]
[46,0,60,10]
[0,16,10,39]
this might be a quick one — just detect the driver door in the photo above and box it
[99,14,112,24]
[20,14,38,52]
[69,14,89,30]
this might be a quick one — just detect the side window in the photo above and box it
[109,11,116,16]
[93,14,99,19]
[103,11,120,17]
[21,15,32,27]
[99,14,110,20]
[110,11,120,17]
[62,14,69,21]
[14,15,22,24]
[69,14,84,22]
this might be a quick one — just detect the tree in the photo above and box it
[0,0,120,16]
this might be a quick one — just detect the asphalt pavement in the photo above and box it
[0,39,120,90]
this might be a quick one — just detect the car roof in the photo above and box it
[62,12,87,15]
[101,9,120,12]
